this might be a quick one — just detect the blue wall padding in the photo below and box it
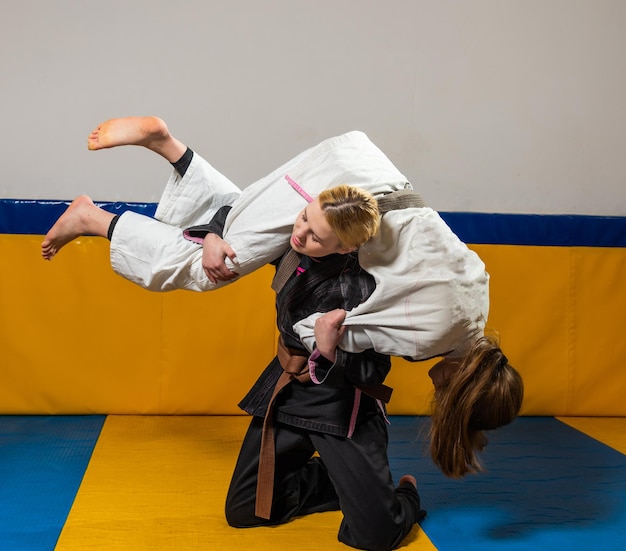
[2,199,626,247]
[387,416,626,550]
[0,416,105,550]
[440,212,626,247]
[0,200,156,236]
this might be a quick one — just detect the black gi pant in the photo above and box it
[225,413,423,551]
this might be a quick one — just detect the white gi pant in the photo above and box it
[110,130,409,292]
[110,154,242,292]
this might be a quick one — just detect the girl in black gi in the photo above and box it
[217,185,426,551]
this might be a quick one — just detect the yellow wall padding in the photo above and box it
[1,235,276,415]
[472,244,626,416]
[1,234,626,416]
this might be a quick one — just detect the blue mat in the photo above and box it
[388,416,626,550]
[0,416,105,551]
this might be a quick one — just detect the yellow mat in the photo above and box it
[56,416,435,550]
[558,417,626,454]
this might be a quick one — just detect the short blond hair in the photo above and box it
[317,185,380,249]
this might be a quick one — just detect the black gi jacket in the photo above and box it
[241,250,391,436]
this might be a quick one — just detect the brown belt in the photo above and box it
[255,337,310,519]
[254,337,393,520]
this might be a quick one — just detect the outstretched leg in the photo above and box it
[87,116,186,163]
[41,196,115,260]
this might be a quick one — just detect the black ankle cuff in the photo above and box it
[107,214,120,241]
[171,147,194,177]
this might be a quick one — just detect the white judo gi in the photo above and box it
[110,131,488,360]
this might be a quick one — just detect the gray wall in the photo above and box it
[1,0,624,215]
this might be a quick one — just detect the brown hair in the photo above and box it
[428,335,524,477]
[317,185,380,249]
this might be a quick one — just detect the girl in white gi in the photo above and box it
[42,116,524,486]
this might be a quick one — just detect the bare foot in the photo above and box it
[399,474,417,488]
[87,116,167,150]
[399,474,426,522]
[87,116,186,162]
[41,196,112,260]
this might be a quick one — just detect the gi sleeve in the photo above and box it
[183,205,233,242]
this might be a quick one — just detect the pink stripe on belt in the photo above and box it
[285,175,314,203]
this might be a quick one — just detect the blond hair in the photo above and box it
[317,185,380,249]
[429,335,524,477]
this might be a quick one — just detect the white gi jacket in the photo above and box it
[110,131,488,360]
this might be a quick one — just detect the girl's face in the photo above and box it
[291,198,354,258]
[428,358,462,389]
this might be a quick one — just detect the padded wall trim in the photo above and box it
[0,200,157,236]
[2,199,626,247]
